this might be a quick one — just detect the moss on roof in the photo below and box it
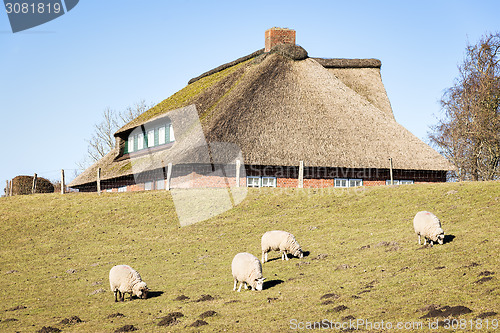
[117,59,252,134]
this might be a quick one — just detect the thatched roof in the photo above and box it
[70,49,452,187]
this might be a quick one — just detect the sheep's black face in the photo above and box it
[139,288,149,299]
[437,233,444,245]
[294,249,303,258]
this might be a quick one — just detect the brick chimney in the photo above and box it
[265,27,296,52]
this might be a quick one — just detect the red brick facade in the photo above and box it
[78,164,447,193]
[265,27,296,52]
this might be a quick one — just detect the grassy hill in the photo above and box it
[0,182,499,332]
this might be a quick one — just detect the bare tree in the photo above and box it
[77,100,153,170]
[429,32,500,181]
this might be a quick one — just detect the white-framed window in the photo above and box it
[334,178,348,188]
[247,176,261,188]
[247,176,277,188]
[147,129,155,148]
[127,135,135,153]
[169,124,175,142]
[261,177,277,187]
[145,181,153,191]
[349,179,363,187]
[158,126,166,145]
[386,179,414,185]
[335,178,363,188]
[156,179,165,190]
[118,186,127,192]
[137,134,144,150]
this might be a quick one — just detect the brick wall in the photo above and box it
[265,27,296,52]
[78,164,447,193]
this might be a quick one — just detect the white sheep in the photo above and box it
[231,252,265,292]
[109,265,149,302]
[413,211,445,246]
[261,230,303,263]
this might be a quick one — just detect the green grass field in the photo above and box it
[0,181,499,332]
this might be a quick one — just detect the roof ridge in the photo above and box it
[312,58,381,68]
[188,49,265,85]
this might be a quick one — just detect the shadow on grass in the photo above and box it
[147,291,164,299]
[266,251,311,262]
[444,234,455,244]
[264,279,284,290]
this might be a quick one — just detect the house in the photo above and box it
[69,28,452,192]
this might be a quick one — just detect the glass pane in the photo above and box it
[147,130,155,147]
[158,126,166,145]
[137,134,144,150]
[169,124,175,142]
[127,136,134,153]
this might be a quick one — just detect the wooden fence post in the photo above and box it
[389,158,394,185]
[61,169,65,194]
[166,163,172,191]
[235,159,241,187]
[298,161,304,188]
[32,173,37,194]
[97,168,101,194]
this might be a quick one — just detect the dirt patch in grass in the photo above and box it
[320,293,340,300]
[3,318,18,322]
[476,311,497,319]
[420,305,472,318]
[6,305,26,311]
[312,254,328,260]
[107,313,125,318]
[189,319,208,327]
[474,277,494,284]
[463,262,481,268]
[37,327,61,333]
[195,294,214,302]
[59,316,83,324]
[199,310,217,319]
[114,324,137,332]
[328,305,348,313]
[342,315,355,320]
[225,300,240,304]
[435,266,446,270]
[478,271,495,276]
[174,294,189,301]
[157,312,184,326]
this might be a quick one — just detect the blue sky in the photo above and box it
[1,0,499,188]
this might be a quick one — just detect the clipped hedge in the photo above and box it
[11,175,54,195]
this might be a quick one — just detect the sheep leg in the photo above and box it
[120,291,125,302]
[418,234,421,245]
[237,282,243,292]
[430,240,434,246]
[423,238,427,245]
[114,290,118,302]
[244,282,248,290]
[262,251,266,263]
[129,292,133,301]
[233,279,237,291]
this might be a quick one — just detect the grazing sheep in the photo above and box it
[231,252,265,292]
[261,230,303,263]
[413,211,445,246]
[109,265,149,302]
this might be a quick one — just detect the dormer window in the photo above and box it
[124,123,175,154]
